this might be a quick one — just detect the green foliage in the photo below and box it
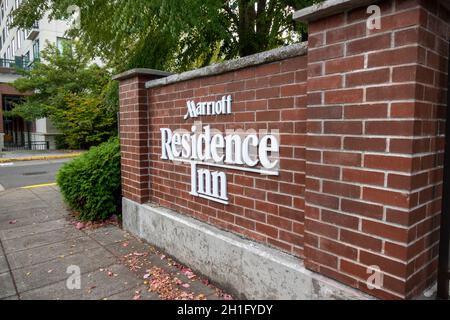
[57,137,121,221]
[9,41,117,149]
[11,0,322,72]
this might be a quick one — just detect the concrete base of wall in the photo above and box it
[123,198,372,300]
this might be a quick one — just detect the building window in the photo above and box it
[23,50,29,63]
[32,39,39,60]
[56,37,69,53]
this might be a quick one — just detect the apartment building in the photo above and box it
[0,0,70,150]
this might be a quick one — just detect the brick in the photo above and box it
[309,13,346,33]
[267,215,293,231]
[306,191,339,210]
[321,210,359,229]
[340,229,382,252]
[346,69,390,87]
[255,223,278,238]
[343,137,386,152]
[308,44,344,63]
[359,251,407,278]
[256,110,280,122]
[376,7,428,32]
[306,163,340,180]
[308,62,323,77]
[279,230,303,246]
[325,56,365,74]
[280,84,306,97]
[320,238,358,259]
[308,75,342,91]
[308,33,324,48]
[366,84,418,101]
[341,199,384,220]
[307,136,341,149]
[362,220,409,243]
[323,181,361,198]
[326,22,366,44]
[368,46,423,67]
[342,168,385,186]
[364,155,413,172]
[267,193,292,207]
[346,34,391,55]
[344,104,388,119]
[365,120,416,136]
[305,246,338,269]
[325,89,363,104]
[323,151,362,166]
[323,121,362,135]
[363,187,410,208]
[307,106,342,119]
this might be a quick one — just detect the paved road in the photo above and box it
[0,159,71,190]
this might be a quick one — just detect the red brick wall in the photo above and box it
[147,56,308,257]
[118,0,450,300]
[305,0,449,299]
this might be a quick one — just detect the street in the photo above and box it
[0,159,71,190]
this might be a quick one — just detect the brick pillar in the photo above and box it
[113,69,172,204]
[300,0,449,299]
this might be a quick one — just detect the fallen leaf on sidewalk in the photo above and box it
[48,269,53,273]
[9,220,17,224]
[182,283,190,288]
[132,290,141,300]
[75,222,85,230]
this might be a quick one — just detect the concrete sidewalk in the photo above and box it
[0,186,229,300]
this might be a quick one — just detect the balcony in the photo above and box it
[0,58,30,71]
[25,22,39,40]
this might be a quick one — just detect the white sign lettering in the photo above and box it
[184,95,232,120]
[161,97,280,205]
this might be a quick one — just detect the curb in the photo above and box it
[0,153,83,163]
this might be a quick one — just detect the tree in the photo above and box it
[11,0,320,72]
[9,41,117,149]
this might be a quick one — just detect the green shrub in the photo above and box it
[57,137,121,221]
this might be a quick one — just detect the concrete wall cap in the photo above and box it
[294,0,450,22]
[112,68,173,81]
[145,42,308,89]
[294,0,380,22]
